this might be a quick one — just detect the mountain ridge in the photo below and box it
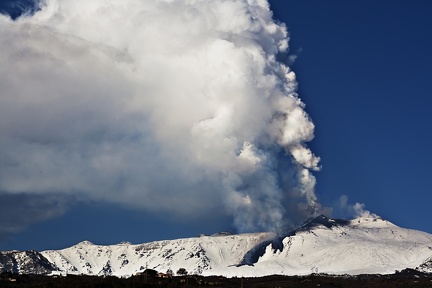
[1,215,432,277]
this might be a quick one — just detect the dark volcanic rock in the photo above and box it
[0,250,57,274]
[299,214,351,230]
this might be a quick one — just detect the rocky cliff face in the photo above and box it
[417,255,432,273]
[0,250,57,274]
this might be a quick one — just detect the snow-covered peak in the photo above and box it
[298,214,399,231]
[76,240,94,246]
[349,216,397,228]
[210,232,233,237]
[298,214,350,230]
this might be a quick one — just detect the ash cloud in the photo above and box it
[0,0,321,237]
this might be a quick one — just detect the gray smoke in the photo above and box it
[0,0,321,236]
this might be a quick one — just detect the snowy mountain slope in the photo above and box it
[417,255,432,273]
[0,250,56,274]
[1,215,432,277]
[213,216,432,277]
[41,232,276,277]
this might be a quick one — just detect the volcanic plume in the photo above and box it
[0,0,324,236]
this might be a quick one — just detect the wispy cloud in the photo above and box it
[0,193,68,241]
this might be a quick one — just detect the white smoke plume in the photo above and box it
[338,195,378,219]
[0,0,320,235]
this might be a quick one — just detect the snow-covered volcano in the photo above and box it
[226,215,432,277]
[1,215,432,277]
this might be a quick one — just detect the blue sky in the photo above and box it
[0,0,431,251]
[271,0,432,232]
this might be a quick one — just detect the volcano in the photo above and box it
[1,215,432,277]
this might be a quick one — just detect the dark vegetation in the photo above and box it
[1,269,432,288]
[176,268,188,276]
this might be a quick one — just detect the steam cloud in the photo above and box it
[337,195,377,219]
[0,0,322,236]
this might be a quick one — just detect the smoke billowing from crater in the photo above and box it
[0,0,322,235]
